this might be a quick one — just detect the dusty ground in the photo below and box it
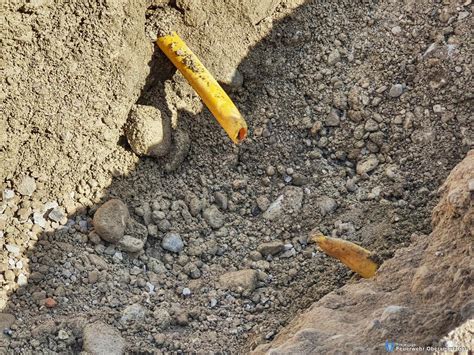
[254,150,473,354]
[1,0,472,353]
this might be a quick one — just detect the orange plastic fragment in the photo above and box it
[311,234,379,278]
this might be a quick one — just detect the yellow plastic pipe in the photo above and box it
[156,32,248,144]
[311,234,379,278]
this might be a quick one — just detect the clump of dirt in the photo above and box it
[1,0,472,353]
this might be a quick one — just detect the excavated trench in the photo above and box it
[1,0,472,353]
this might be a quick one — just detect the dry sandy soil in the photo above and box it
[1,0,472,353]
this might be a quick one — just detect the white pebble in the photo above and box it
[3,189,15,200]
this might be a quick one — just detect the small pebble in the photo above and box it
[388,84,404,98]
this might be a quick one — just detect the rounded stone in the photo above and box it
[161,233,184,253]
[92,199,129,243]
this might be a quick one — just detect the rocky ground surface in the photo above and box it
[1,0,472,353]
[254,150,473,354]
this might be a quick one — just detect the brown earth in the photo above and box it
[1,0,473,353]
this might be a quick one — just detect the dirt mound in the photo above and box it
[254,150,473,353]
[1,0,150,194]
[1,0,473,353]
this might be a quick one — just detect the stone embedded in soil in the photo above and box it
[218,67,244,89]
[48,207,65,222]
[203,205,225,229]
[389,84,404,98]
[153,308,172,330]
[356,156,380,175]
[92,199,129,243]
[58,329,69,340]
[6,244,20,256]
[118,235,145,253]
[256,196,270,211]
[257,241,285,256]
[219,269,258,293]
[316,196,338,216]
[33,212,47,228]
[125,104,171,157]
[44,298,57,308]
[263,186,303,221]
[162,232,184,253]
[121,303,146,323]
[213,192,228,210]
[3,189,15,200]
[82,321,125,355]
[16,176,36,196]
[325,109,341,126]
[17,273,27,286]
[327,49,341,65]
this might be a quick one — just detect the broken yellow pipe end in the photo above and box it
[156,32,248,144]
[311,234,379,278]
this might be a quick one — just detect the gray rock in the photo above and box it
[249,250,263,261]
[48,207,65,222]
[256,196,270,211]
[214,192,228,210]
[188,196,203,216]
[125,104,171,157]
[162,233,184,253]
[118,235,144,253]
[356,156,380,175]
[280,248,297,258]
[219,269,258,293]
[151,210,166,222]
[3,189,15,200]
[257,241,285,256]
[33,212,47,228]
[121,303,146,323]
[153,308,172,330]
[388,84,404,98]
[327,49,341,65]
[82,321,125,355]
[158,219,171,232]
[17,273,28,286]
[93,199,129,243]
[147,224,158,238]
[292,173,309,186]
[325,109,340,127]
[6,244,20,256]
[58,329,69,340]
[263,186,303,221]
[364,119,379,132]
[203,205,225,229]
[316,196,338,216]
[16,176,36,196]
